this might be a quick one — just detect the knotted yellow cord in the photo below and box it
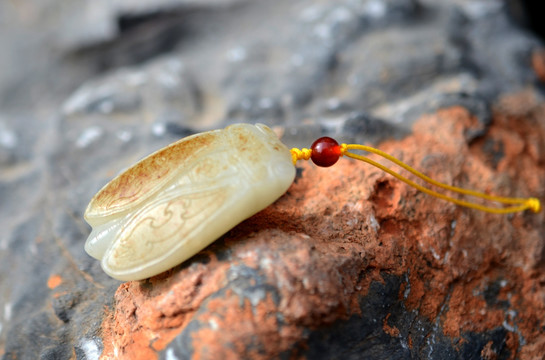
[291,143,541,214]
[290,147,312,164]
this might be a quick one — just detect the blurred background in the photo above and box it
[1,0,544,179]
[0,0,543,127]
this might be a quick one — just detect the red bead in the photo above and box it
[311,137,341,167]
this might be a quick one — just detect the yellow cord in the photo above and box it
[290,147,312,164]
[290,144,541,214]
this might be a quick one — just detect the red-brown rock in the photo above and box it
[100,92,545,359]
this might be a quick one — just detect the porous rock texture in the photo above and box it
[102,98,545,360]
[1,0,545,359]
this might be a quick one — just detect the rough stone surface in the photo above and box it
[97,101,545,360]
[1,0,545,359]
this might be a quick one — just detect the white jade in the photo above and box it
[84,124,295,281]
